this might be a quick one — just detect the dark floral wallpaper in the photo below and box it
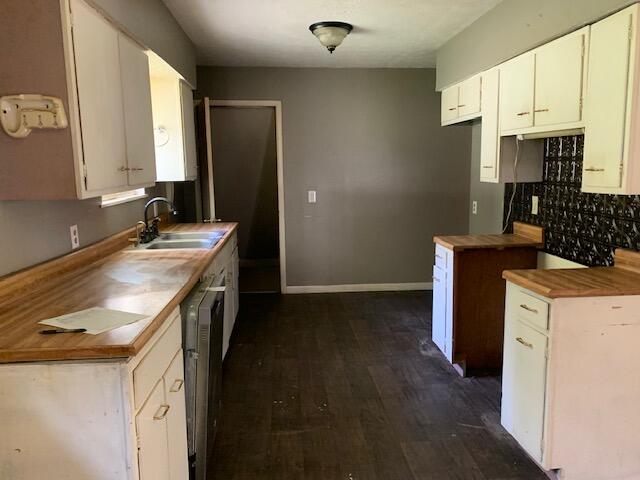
[503,135,640,266]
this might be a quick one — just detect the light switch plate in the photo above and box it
[532,195,539,215]
[308,190,317,204]
[70,224,80,250]
[472,200,478,215]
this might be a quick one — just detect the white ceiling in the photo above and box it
[162,0,502,68]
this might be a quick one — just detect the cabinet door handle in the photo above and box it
[457,104,466,108]
[516,111,531,116]
[169,379,184,393]
[130,167,144,171]
[118,166,131,172]
[432,276,440,283]
[584,167,605,172]
[519,304,538,314]
[435,254,443,259]
[534,108,549,113]
[516,337,533,349]
[448,107,457,111]
[482,165,493,169]
[153,404,171,420]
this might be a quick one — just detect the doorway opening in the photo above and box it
[198,100,286,294]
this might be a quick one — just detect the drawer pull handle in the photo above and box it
[516,111,530,116]
[482,165,493,169]
[534,108,549,113]
[432,276,440,283]
[516,337,533,349]
[169,379,184,393]
[520,304,538,314]
[584,167,605,172]
[435,254,443,259]
[153,404,171,420]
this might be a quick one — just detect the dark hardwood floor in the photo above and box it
[210,291,548,480]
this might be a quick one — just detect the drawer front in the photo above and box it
[434,244,449,270]
[134,315,182,410]
[513,289,549,331]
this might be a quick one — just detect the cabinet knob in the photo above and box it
[153,404,171,420]
[515,337,533,349]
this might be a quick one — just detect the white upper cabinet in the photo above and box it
[500,28,589,136]
[71,0,128,193]
[499,53,535,132]
[118,34,157,187]
[150,53,198,182]
[583,4,640,194]
[440,74,482,125]
[534,30,587,128]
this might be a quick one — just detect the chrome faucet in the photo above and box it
[140,196,177,243]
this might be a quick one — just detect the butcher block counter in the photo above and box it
[503,248,640,298]
[434,222,544,252]
[0,222,238,363]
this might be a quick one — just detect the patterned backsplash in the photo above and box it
[503,135,640,266]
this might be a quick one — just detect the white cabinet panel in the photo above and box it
[441,86,459,124]
[71,0,127,193]
[136,380,171,480]
[432,265,448,357]
[458,75,481,118]
[500,54,535,132]
[534,30,586,127]
[583,7,634,191]
[180,81,198,181]
[119,34,157,187]
[480,69,500,181]
[163,351,189,480]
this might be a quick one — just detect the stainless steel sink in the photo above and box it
[159,232,224,241]
[143,239,217,250]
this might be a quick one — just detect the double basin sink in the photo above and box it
[135,231,225,250]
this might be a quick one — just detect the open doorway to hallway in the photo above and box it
[205,102,284,293]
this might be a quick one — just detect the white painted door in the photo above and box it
[441,86,459,124]
[480,68,500,181]
[499,54,535,132]
[118,34,157,187]
[71,0,128,193]
[432,265,448,357]
[534,29,587,127]
[136,380,171,480]
[180,81,198,181]
[504,319,548,462]
[583,7,635,190]
[163,351,189,480]
[458,75,481,118]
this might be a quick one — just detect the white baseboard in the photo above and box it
[284,282,432,294]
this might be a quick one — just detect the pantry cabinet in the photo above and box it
[0,0,156,200]
[440,74,482,126]
[583,4,640,194]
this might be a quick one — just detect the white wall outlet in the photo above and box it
[531,195,539,215]
[472,200,478,215]
[70,224,80,250]
[307,190,317,204]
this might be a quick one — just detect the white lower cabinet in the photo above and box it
[431,245,453,362]
[0,310,188,480]
[501,282,640,479]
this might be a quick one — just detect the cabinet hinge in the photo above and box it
[82,163,88,189]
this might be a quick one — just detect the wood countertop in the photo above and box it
[503,249,640,298]
[434,222,544,252]
[0,223,238,363]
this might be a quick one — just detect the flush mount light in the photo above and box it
[309,21,353,54]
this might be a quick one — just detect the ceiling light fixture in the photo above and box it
[309,21,353,54]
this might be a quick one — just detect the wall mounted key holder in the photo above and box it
[0,94,68,138]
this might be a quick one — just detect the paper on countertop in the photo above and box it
[38,307,149,335]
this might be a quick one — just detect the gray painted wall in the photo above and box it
[436,0,636,90]
[467,122,504,234]
[211,107,279,260]
[0,1,192,276]
[197,67,472,287]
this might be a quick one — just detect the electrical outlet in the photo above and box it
[531,195,539,215]
[472,201,478,215]
[308,190,317,204]
[70,224,80,250]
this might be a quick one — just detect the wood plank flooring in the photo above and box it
[210,291,548,479]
